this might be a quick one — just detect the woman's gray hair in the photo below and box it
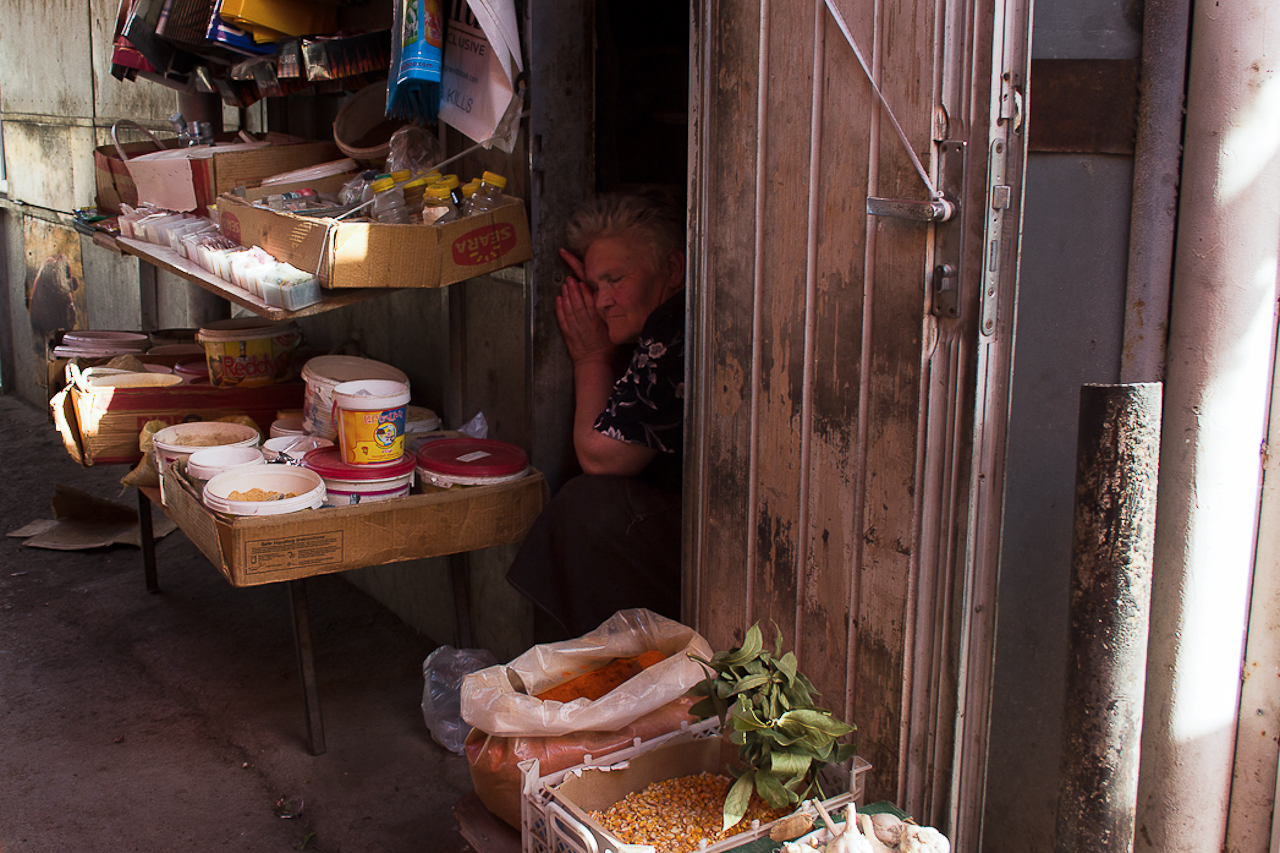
[565,188,686,272]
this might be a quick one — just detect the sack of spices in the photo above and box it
[461,608,712,828]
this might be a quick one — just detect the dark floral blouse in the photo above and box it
[594,293,685,462]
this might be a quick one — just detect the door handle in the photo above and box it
[866,196,956,223]
[865,141,967,319]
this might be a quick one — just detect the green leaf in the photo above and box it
[723,769,756,832]
[730,673,773,694]
[732,703,770,731]
[778,709,855,738]
[777,651,799,684]
[769,750,814,779]
[754,769,797,809]
[721,624,764,667]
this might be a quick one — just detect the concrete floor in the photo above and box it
[0,393,483,852]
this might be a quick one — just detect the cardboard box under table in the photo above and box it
[217,192,533,289]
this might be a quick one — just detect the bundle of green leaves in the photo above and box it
[688,623,858,831]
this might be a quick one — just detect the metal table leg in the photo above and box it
[138,489,159,594]
[288,578,326,755]
[449,552,473,649]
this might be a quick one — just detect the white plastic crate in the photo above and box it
[519,718,871,853]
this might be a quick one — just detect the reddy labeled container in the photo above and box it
[196,318,302,388]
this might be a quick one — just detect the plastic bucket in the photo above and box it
[303,447,415,506]
[270,415,306,438]
[331,379,411,464]
[300,355,409,440]
[202,466,325,516]
[186,445,266,481]
[414,437,529,489]
[263,434,333,462]
[405,405,441,435]
[196,318,302,388]
[153,421,261,476]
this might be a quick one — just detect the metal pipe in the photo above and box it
[1054,383,1162,853]
[1134,0,1280,847]
[1118,0,1191,384]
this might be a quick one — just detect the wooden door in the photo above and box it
[684,0,1030,845]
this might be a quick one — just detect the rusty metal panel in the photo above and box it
[1028,59,1140,154]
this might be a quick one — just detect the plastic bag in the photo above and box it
[458,411,488,439]
[421,645,497,754]
[462,608,711,736]
[462,608,712,828]
[386,124,445,176]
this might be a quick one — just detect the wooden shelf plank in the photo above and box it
[112,235,386,320]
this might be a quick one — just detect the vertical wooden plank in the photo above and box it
[692,0,763,648]
[749,0,822,649]
[798,2,876,724]
[849,0,938,800]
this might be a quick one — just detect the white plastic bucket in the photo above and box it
[303,447,415,506]
[331,379,411,465]
[262,434,333,462]
[270,415,306,438]
[405,405,441,435]
[300,355,409,440]
[152,421,261,476]
[202,466,325,516]
[186,445,266,481]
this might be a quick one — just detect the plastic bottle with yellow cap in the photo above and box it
[422,185,460,225]
[371,176,410,224]
[402,178,429,217]
[462,171,508,216]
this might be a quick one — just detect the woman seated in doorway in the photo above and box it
[506,189,686,639]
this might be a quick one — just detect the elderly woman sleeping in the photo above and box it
[506,189,686,639]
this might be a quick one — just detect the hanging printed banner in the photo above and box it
[437,0,523,152]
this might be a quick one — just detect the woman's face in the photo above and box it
[583,235,684,345]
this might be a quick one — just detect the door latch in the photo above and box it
[865,140,967,319]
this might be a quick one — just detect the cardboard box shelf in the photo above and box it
[95,135,339,215]
[54,379,305,467]
[218,193,533,290]
[161,462,549,587]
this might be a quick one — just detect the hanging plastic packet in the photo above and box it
[387,0,446,122]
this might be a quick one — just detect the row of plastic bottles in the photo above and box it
[342,169,509,225]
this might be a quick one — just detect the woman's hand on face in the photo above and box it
[558,247,587,282]
[556,272,615,367]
